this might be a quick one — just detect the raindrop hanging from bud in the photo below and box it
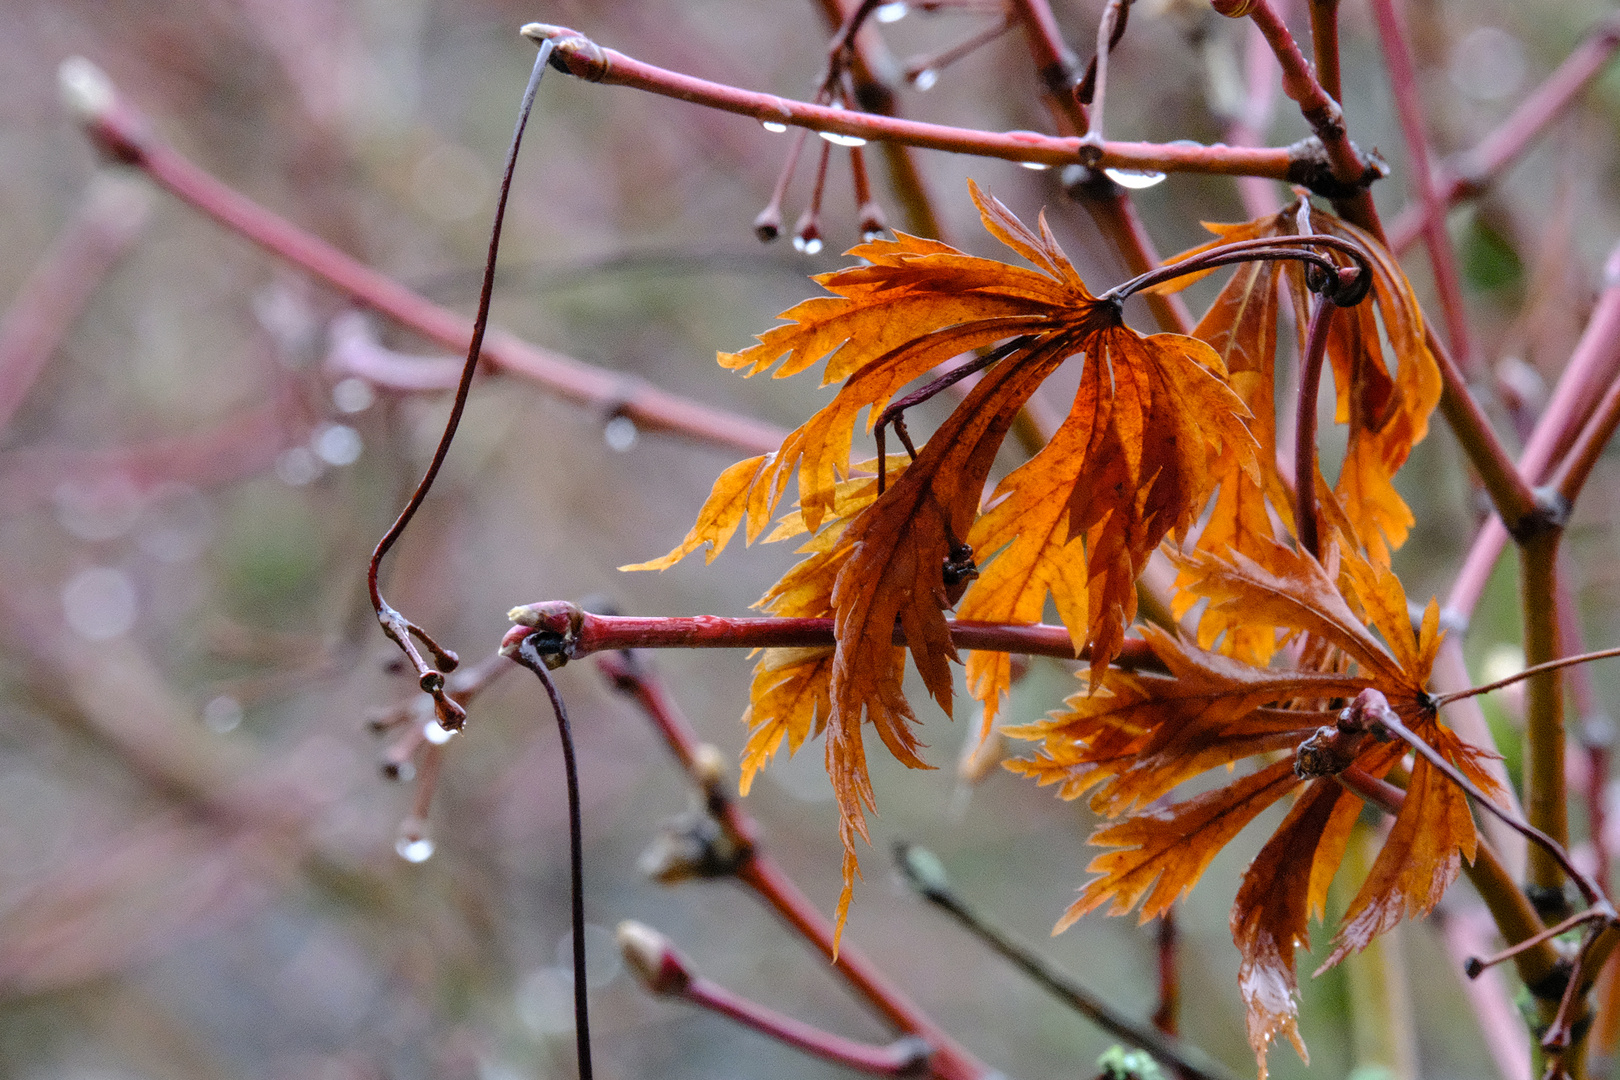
[761,120,788,133]
[395,817,435,863]
[1020,160,1051,171]
[911,68,938,91]
[792,209,824,255]
[875,2,908,24]
[423,719,457,745]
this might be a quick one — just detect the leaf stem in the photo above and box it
[364,41,553,720]
[893,844,1240,1080]
[1434,645,1620,709]
[1294,293,1338,558]
[512,635,595,1080]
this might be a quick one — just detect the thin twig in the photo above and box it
[1306,0,1343,103]
[65,59,785,460]
[0,174,150,432]
[1435,646,1620,709]
[1387,14,1620,254]
[894,844,1240,1080]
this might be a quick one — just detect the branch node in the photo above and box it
[520,23,607,82]
[1283,136,1388,199]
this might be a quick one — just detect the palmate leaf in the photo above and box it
[625,182,1255,930]
[1008,538,1498,1078]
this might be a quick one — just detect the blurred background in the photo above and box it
[3,1,1620,1078]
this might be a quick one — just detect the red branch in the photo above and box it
[1387,13,1620,254]
[520,23,1298,182]
[66,64,785,459]
[508,605,1162,670]
[1368,0,1478,378]
[595,652,990,1080]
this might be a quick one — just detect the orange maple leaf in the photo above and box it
[1008,535,1500,1078]
[626,181,1256,931]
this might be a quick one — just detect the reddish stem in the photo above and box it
[0,176,149,432]
[1239,0,1382,233]
[684,974,931,1074]
[1153,911,1179,1037]
[1368,0,1478,379]
[592,650,990,1080]
[1387,14,1620,254]
[1294,293,1337,558]
[1429,326,1539,532]
[1444,241,1620,624]
[509,607,1163,669]
[70,67,784,459]
[1307,0,1343,104]
[520,24,1299,182]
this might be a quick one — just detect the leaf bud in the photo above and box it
[616,920,692,995]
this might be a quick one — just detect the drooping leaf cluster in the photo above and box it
[628,184,1483,1075]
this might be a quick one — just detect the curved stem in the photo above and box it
[513,636,595,1080]
[1294,294,1338,557]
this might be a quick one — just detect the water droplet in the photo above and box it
[332,377,376,414]
[819,131,867,147]
[876,2,907,23]
[396,835,435,862]
[54,474,142,541]
[1020,160,1051,171]
[423,720,456,745]
[395,818,435,862]
[275,446,322,486]
[911,68,938,91]
[62,566,137,641]
[792,235,825,255]
[862,230,886,242]
[203,695,243,733]
[313,423,363,466]
[1103,167,1167,190]
[761,120,788,133]
[603,415,638,452]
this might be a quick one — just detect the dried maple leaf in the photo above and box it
[627,182,1256,931]
[1008,536,1500,1078]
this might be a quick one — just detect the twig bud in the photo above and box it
[58,57,115,125]
[617,920,692,995]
